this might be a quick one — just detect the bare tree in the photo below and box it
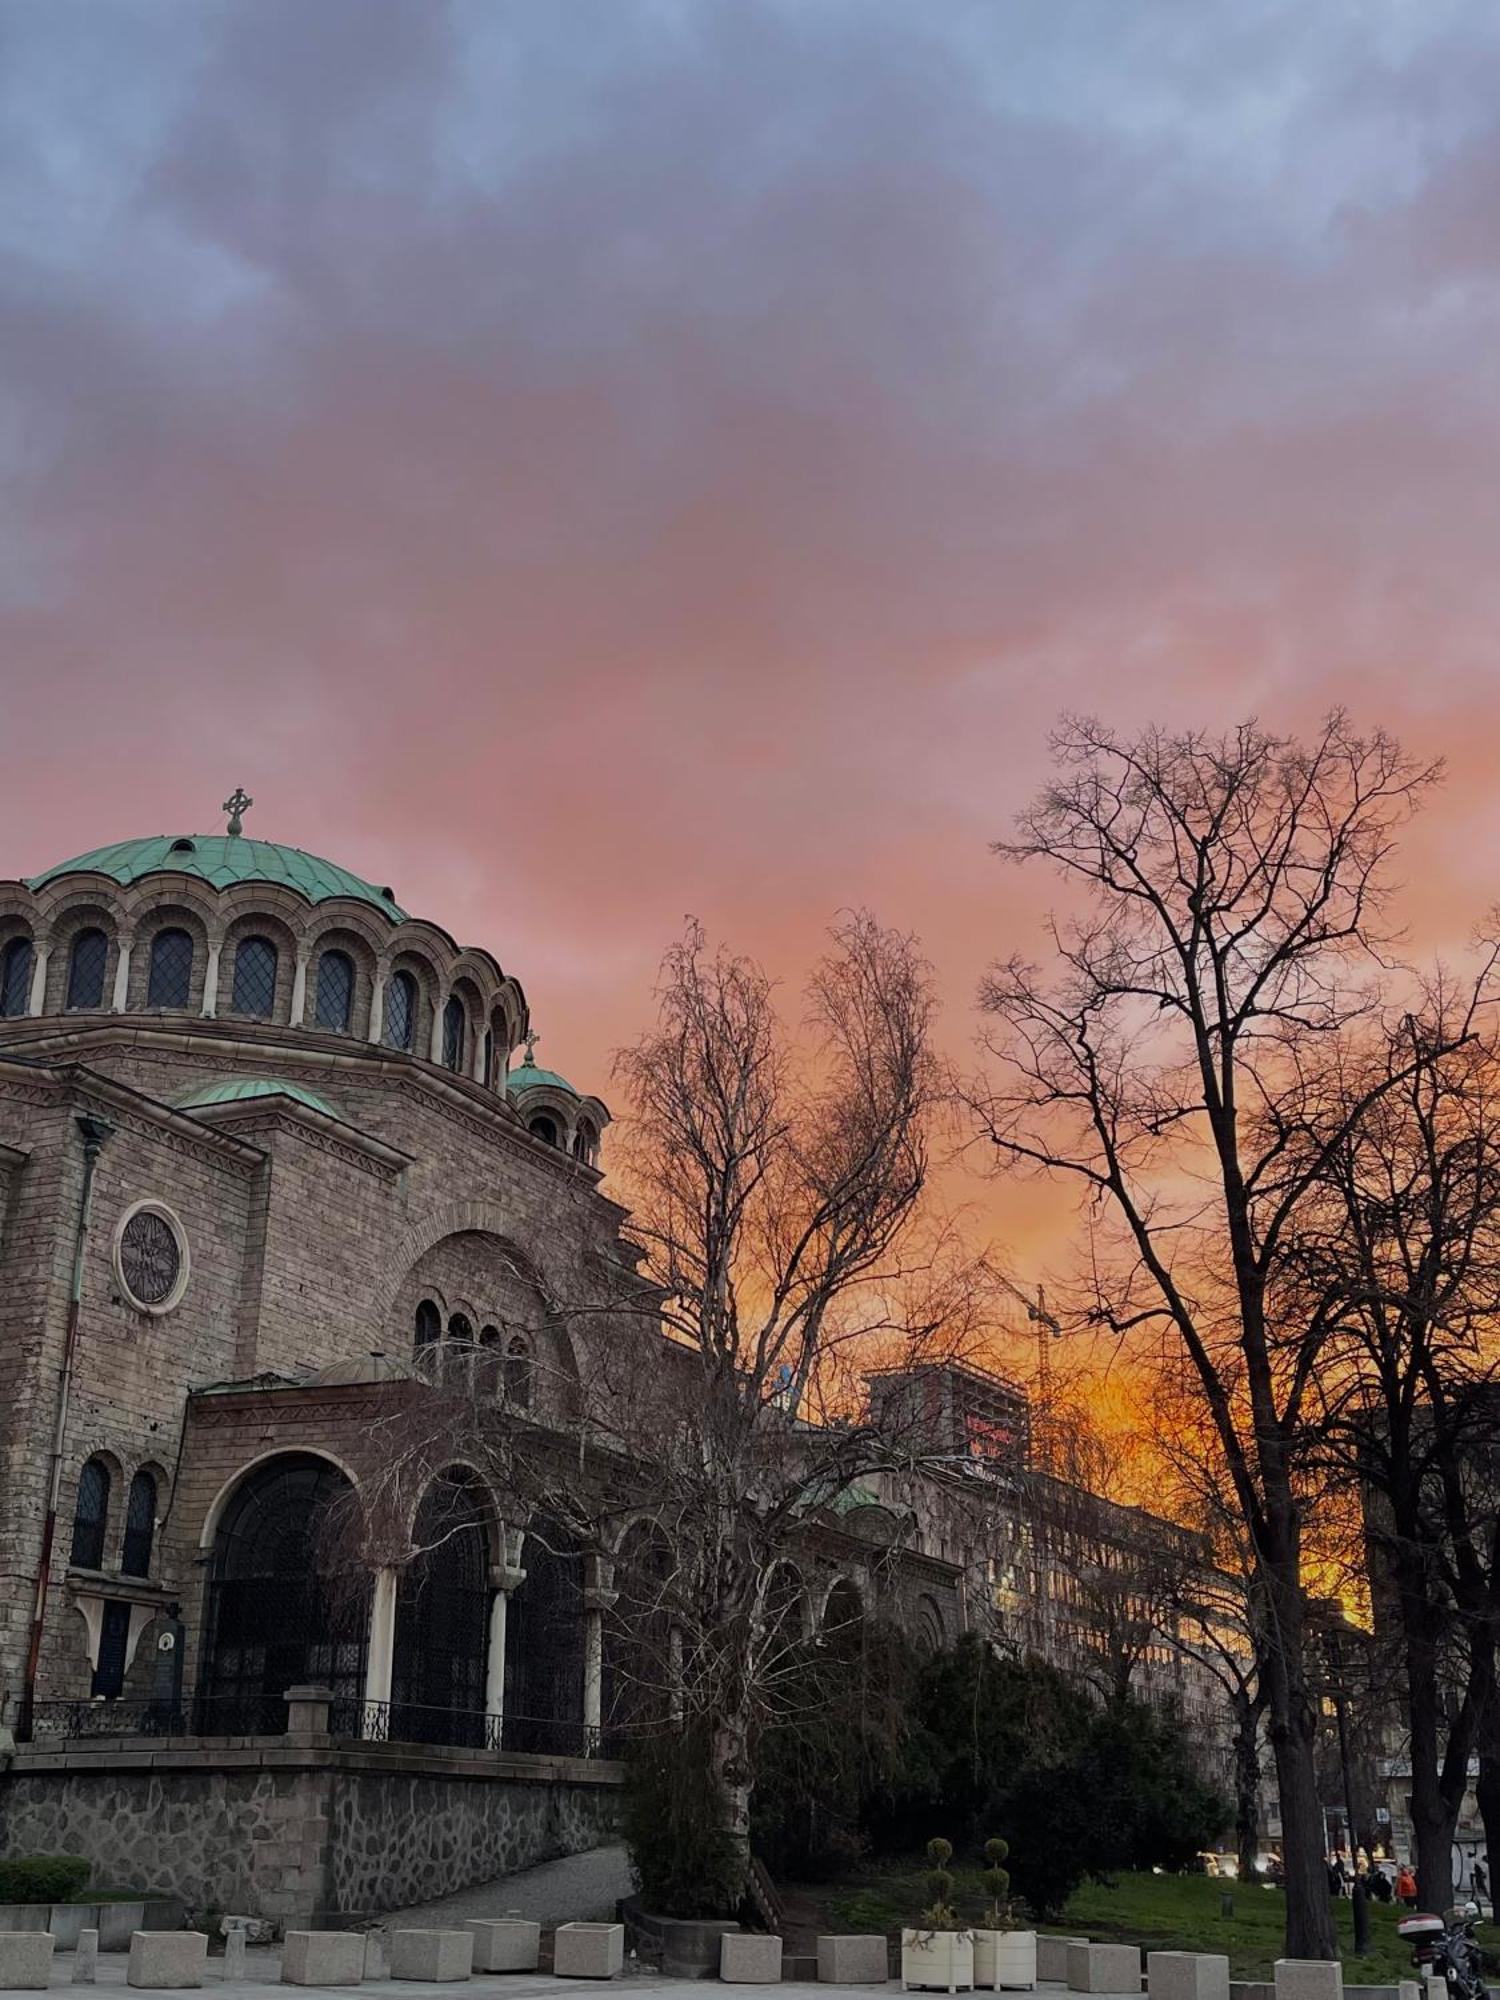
[352,914,986,1911]
[1295,986,1500,1903]
[970,713,1458,1957]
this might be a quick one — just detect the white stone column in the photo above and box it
[111,940,132,1011]
[486,1547,526,1740]
[26,944,50,1015]
[362,1565,399,1728]
[429,989,448,1064]
[582,1566,618,1753]
[472,1032,488,1085]
[368,970,386,1047]
[289,949,310,1027]
[200,943,221,1019]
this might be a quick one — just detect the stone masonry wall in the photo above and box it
[326,1768,619,1915]
[0,1754,620,1922]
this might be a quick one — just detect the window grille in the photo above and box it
[66,929,108,1009]
[0,937,34,1016]
[315,950,353,1032]
[147,929,193,1008]
[384,971,416,1051]
[231,935,278,1017]
[70,1458,110,1570]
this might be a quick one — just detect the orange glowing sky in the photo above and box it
[4,1,1500,1326]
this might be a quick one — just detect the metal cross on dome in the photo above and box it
[222,787,253,837]
[523,1029,540,1065]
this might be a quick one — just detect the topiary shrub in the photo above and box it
[922,1836,959,1928]
[983,1836,1012,1926]
[0,1855,92,1904]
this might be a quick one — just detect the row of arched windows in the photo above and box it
[413,1301,532,1406]
[0,925,484,1065]
[70,1457,158,1578]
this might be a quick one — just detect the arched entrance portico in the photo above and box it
[391,1472,492,1746]
[197,1453,369,1733]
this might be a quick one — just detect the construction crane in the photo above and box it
[996,1274,1063,1408]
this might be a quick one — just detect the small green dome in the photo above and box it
[176,1077,338,1118]
[507,1063,577,1098]
[30,836,406,922]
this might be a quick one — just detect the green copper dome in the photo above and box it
[176,1077,339,1117]
[507,1063,577,1098]
[29,836,406,922]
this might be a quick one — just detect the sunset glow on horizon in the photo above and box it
[6,0,1500,1372]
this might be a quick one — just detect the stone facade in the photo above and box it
[0,1744,619,1921]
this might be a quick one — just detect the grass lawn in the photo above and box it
[819,1866,1417,1983]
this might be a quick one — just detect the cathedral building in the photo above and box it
[0,801,970,1919]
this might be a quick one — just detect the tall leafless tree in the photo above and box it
[1294,982,1500,1903]
[353,914,987,1911]
[970,712,1459,1957]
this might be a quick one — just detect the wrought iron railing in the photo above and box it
[17,1694,622,1760]
[20,1698,189,1740]
[329,1698,605,1759]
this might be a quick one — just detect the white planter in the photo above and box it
[974,1932,1037,1992]
[902,1929,974,1993]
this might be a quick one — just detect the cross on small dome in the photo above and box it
[222,787,253,837]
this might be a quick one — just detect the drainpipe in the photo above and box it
[18,1113,114,1738]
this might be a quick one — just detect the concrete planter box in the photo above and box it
[127,1930,207,1988]
[48,1905,97,1950]
[721,1933,784,1983]
[1038,1938,1087,1984]
[1150,1955,1230,2000]
[466,1920,540,1972]
[818,1935,891,1984]
[975,1931,1037,1991]
[282,1930,366,1986]
[1067,1943,1141,1995]
[1273,1965,1342,2000]
[99,1904,150,1952]
[555,1922,626,1980]
[0,1932,56,1990]
[390,1930,474,1982]
[903,1929,975,1993]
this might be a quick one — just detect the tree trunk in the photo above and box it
[1233,1689,1263,1884]
[711,1714,753,1911]
[1258,1550,1338,1959]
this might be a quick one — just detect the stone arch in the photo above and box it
[913,1593,947,1655]
[221,908,300,1024]
[818,1572,867,1638]
[46,901,121,1014]
[126,900,213,1012]
[506,1512,586,1751]
[197,1443,363,1551]
[303,919,382,1037]
[375,1202,558,1326]
[765,1560,813,1646]
[603,1519,675,1742]
[195,1449,370,1732]
[382,945,442,1056]
[391,1467,497,1741]
[68,1449,122,1571]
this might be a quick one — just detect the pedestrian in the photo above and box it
[1396,1864,1418,1907]
[1369,1868,1392,1905]
[1474,1859,1488,1904]
[1329,1857,1345,1898]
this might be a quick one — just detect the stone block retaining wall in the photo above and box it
[0,1743,620,1924]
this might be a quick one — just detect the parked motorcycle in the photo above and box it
[1398,1903,1490,2000]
